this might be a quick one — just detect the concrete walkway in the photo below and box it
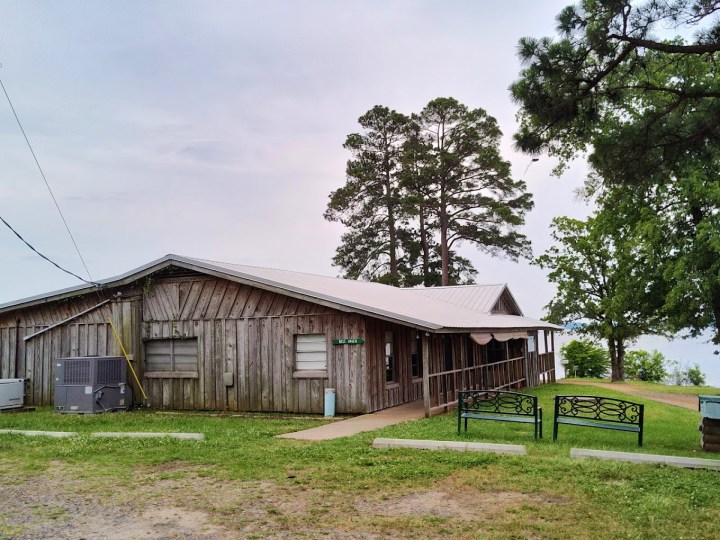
[277,400,425,441]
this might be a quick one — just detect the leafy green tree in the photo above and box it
[510,2,720,346]
[325,106,411,285]
[412,98,534,285]
[624,350,668,382]
[595,159,720,344]
[560,339,609,378]
[687,364,707,386]
[511,0,720,181]
[536,214,664,380]
[667,361,707,386]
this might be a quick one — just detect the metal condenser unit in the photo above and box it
[0,379,25,410]
[54,356,131,414]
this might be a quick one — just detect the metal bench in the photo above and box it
[458,390,542,440]
[553,395,644,446]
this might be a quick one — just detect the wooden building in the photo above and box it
[0,255,559,416]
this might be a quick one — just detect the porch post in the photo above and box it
[522,334,529,386]
[422,332,431,418]
[550,331,556,382]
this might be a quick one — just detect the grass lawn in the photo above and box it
[1,382,719,539]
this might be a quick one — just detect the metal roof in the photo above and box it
[401,284,523,316]
[0,254,561,332]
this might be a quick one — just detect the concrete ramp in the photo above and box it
[277,400,425,441]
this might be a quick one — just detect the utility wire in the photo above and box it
[0,214,102,287]
[0,77,95,283]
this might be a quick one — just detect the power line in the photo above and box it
[0,77,94,282]
[0,214,102,287]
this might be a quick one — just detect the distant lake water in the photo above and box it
[553,332,720,387]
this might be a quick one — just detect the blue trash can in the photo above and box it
[324,388,336,418]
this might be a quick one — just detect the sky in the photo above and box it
[1,1,718,384]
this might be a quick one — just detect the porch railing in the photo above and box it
[429,356,525,412]
[538,352,556,384]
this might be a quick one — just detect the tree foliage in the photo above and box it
[560,339,609,378]
[513,1,720,346]
[667,360,708,386]
[624,350,668,382]
[535,214,664,380]
[411,98,533,285]
[595,159,720,344]
[511,0,720,181]
[325,106,410,285]
[327,99,533,286]
[686,364,707,386]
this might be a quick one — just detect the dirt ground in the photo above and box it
[0,462,567,539]
[557,379,700,410]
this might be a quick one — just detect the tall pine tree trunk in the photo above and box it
[440,194,450,286]
[384,174,399,286]
[419,206,431,286]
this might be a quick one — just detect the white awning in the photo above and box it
[470,331,528,345]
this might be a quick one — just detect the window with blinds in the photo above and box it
[294,334,328,378]
[145,339,198,377]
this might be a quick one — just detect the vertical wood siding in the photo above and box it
[141,277,369,413]
[0,272,555,414]
[364,320,423,412]
[0,295,141,406]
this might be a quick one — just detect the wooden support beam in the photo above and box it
[23,300,110,341]
[422,333,430,418]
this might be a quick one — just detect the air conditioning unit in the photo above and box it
[54,356,132,414]
[0,379,24,410]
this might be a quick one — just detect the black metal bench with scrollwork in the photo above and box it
[553,395,644,446]
[458,390,542,440]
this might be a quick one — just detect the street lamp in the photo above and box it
[523,157,540,177]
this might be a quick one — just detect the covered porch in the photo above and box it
[419,328,557,417]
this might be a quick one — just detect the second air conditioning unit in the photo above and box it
[0,379,25,410]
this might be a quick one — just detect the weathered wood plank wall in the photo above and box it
[0,269,554,414]
[0,294,141,406]
[364,320,425,412]
[141,277,369,414]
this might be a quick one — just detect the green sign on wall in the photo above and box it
[332,338,365,345]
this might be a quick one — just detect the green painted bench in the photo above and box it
[458,390,542,440]
[553,395,645,447]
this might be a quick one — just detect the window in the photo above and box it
[145,338,198,377]
[385,331,396,383]
[294,334,327,378]
[411,335,422,379]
